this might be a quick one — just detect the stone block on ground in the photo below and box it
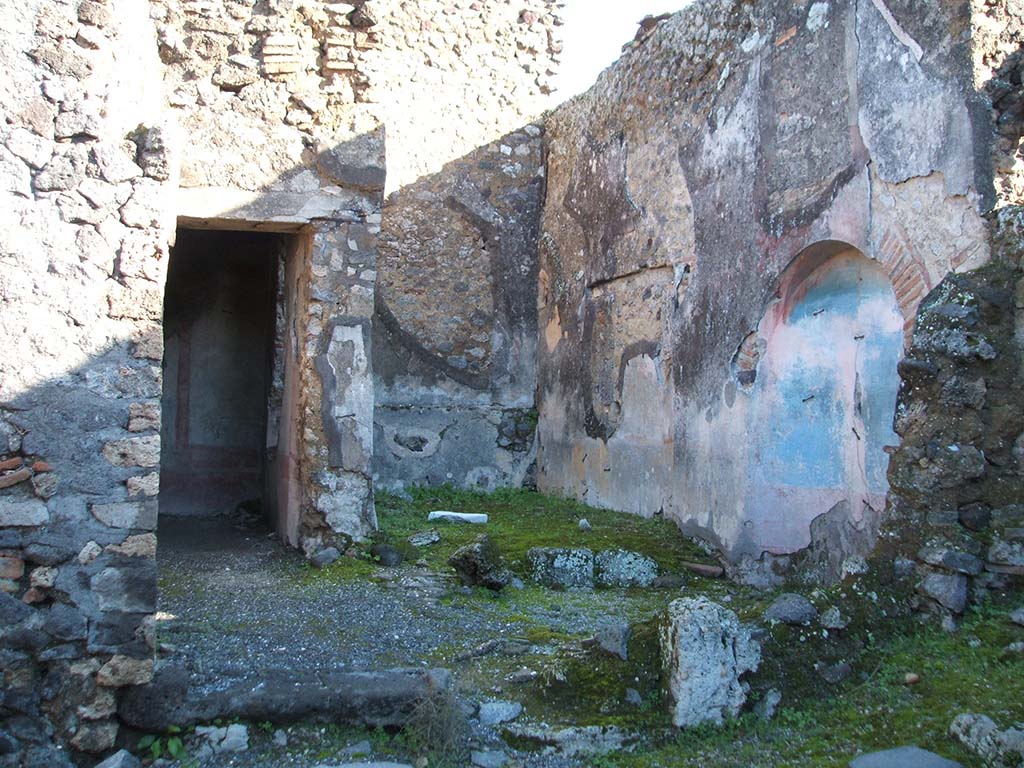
[764,593,818,625]
[471,750,508,768]
[477,700,522,726]
[407,529,440,547]
[849,746,962,767]
[500,725,637,757]
[595,620,630,661]
[311,547,341,568]
[370,543,403,567]
[95,749,142,768]
[949,713,1024,767]
[527,547,594,589]
[428,511,487,524]
[680,560,725,578]
[661,596,761,728]
[119,664,452,731]
[594,549,658,587]
[196,723,249,754]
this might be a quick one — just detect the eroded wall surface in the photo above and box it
[538,0,995,575]
[366,0,560,492]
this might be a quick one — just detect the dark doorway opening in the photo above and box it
[158,228,282,530]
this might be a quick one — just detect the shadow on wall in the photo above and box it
[371,123,546,493]
[0,124,384,763]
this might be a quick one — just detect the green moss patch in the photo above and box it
[610,603,1024,767]
[374,486,717,577]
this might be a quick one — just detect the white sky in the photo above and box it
[555,0,692,97]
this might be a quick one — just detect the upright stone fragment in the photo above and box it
[448,535,511,590]
[849,745,962,767]
[763,593,818,625]
[661,597,760,727]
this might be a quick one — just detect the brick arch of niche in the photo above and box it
[871,228,933,346]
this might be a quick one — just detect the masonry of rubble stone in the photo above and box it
[878,206,1024,623]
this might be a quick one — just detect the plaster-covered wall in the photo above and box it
[538,0,994,576]
[737,246,903,556]
[367,0,560,492]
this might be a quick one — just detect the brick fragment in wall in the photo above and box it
[261,33,302,75]
[0,467,32,490]
[127,403,160,433]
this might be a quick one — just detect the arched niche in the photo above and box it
[742,242,904,554]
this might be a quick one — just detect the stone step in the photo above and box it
[118,664,451,732]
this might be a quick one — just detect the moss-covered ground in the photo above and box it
[606,602,1024,767]
[156,488,1023,767]
[370,485,718,574]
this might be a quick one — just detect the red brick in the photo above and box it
[0,555,24,580]
[0,468,31,490]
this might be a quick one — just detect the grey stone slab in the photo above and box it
[849,746,962,767]
[119,664,451,731]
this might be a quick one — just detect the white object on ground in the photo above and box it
[428,511,488,524]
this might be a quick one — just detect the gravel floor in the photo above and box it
[157,517,536,676]
[153,516,608,768]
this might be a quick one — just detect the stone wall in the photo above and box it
[537,0,994,580]
[972,0,1024,206]
[879,206,1024,627]
[0,0,173,761]
[366,0,560,492]
[0,0,383,761]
